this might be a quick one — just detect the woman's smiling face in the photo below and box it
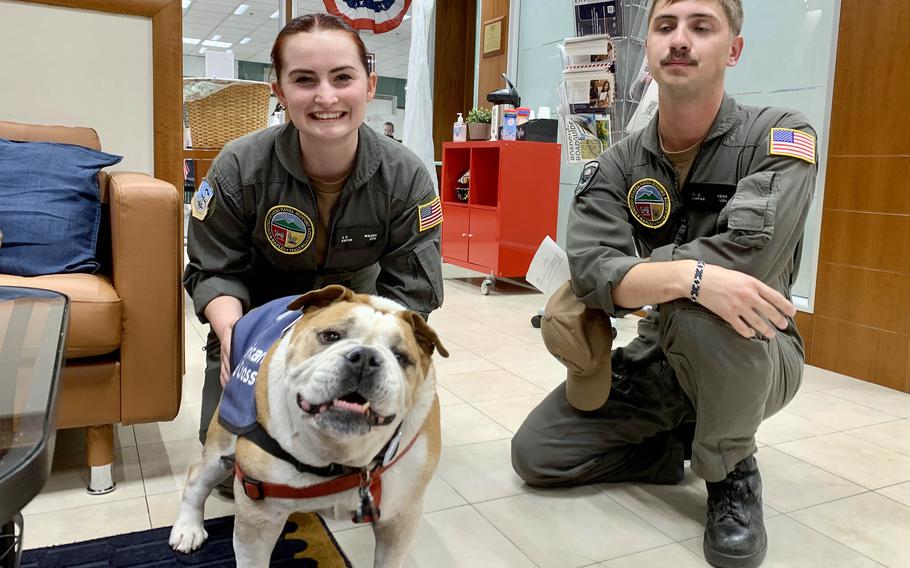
[272,29,377,146]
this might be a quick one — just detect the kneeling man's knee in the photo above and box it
[511,423,556,487]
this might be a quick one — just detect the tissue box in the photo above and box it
[519,119,558,143]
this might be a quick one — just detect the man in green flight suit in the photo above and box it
[512,1,818,567]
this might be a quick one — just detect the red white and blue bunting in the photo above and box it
[323,0,412,34]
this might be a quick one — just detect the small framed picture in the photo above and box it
[482,16,506,58]
[367,52,376,74]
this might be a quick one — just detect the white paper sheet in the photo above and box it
[527,236,572,295]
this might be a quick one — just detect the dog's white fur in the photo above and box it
[168,286,446,567]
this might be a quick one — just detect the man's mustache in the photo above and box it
[661,49,697,65]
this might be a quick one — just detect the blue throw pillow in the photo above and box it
[0,138,122,276]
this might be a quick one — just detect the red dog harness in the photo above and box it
[234,432,421,524]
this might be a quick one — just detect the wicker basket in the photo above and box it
[185,80,271,148]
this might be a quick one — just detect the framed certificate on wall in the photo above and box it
[483,16,506,58]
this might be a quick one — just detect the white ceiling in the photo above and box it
[182,0,413,79]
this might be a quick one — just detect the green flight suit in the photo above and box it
[184,122,443,442]
[513,95,817,483]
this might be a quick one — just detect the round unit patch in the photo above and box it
[627,178,671,228]
[264,205,314,254]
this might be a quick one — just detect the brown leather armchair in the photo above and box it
[0,121,183,493]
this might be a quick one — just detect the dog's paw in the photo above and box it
[169,521,208,553]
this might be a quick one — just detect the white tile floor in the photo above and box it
[21,267,910,567]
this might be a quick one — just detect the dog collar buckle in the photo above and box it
[353,472,381,524]
[241,476,265,501]
[382,431,403,467]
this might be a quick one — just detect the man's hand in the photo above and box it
[696,263,796,339]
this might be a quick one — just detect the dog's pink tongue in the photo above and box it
[333,399,369,414]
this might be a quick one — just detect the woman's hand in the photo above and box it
[218,324,233,387]
[203,296,244,388]
[696,263,796,339]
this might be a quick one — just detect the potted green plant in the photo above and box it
[466,107,492,140]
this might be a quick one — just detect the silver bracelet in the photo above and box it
[690,260,705,303]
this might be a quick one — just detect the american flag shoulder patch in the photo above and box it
[417,195,443,232]
[769,127,816,164]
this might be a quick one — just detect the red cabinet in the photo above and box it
[440,141,560,278]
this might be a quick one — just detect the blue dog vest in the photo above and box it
[219,295,302,434]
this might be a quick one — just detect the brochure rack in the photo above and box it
[560,0,652,162]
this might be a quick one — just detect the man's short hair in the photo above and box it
[648,0,743,36]
[384,122,394,128]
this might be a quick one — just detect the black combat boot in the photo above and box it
[703,455,767,568]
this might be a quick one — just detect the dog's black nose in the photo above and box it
[344,346,382,381]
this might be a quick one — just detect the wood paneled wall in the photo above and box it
[432,0,477,161]
[477,0,510,111]
[807,0,910,392]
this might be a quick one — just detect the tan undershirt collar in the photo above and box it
[659,132,703,188]
[305,166,352,266]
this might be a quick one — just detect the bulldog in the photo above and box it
[169,285,448,567]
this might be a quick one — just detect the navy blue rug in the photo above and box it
[21,512,352,567]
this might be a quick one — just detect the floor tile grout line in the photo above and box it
[767,432,880,484]
[436,366,546,393]
[836,427,910,460]
[441,434,513,450]
[770,411,896,439]
[872,479,910,493]
[808,389,909,420]
[769,430,910,487]
[465,501,545,568]
[758,429,838,447]
[773,487,873,515]
[760,444,880,497]
[768,442,908,491]
[872,488,910,510]
[784,510,891,567]
[590,483,688,546]
[822,388,910,419]
[462,482,683,564]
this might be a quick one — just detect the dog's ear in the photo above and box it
[286,285,355,312]
[402,311,449,358]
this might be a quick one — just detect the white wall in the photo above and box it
[184,54,206,78]
[0,0,154,175]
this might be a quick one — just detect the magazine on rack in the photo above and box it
[574,0,622,37]
[561,34,617,115]
[563,113,612,164]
